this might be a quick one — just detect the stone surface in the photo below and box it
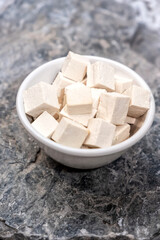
[0,0,160,240]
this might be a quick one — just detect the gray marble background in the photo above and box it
[0,0,160,240]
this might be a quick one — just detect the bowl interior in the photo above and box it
[16,56,155,157]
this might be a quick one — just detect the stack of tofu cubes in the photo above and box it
[23,51,150,149]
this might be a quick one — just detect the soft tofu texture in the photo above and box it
[87,61,115,91]
[91,88,107,109]
[97,92,130,125]
[65,83,93,115]
[32,111,58,138]
[84,118,116,148]
[87,63,94,87]
[125,116,136,125]
[23,51,151,149]
[115,76,133,93]
[130,112,147,136]
[60,105,97,127]
[62,51,89,81]
[124,85,150,118]
[52,72,74,103]
[23,81,59,118]
[52,117,89,148]
[113,123,130,145]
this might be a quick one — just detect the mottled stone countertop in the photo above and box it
[0,0,160,240]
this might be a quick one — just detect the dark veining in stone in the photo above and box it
[0,0,160,240]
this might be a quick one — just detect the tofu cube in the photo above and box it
[115,75,133,93]
[86,63,94,87]
[84,118,116,148]
[124,85,150,118]
[91,88,107,109]
[130,112,147,136]
[87,61,115,91]
[60,105,97,127]
[62,51,89,81]
[52,117,89,148]
[113,123,130,145]
[32,111,58,138]
[97,92,130,125]
[125,116,136,125]
[23,81,59,118]
[65,83,92,115]
[52,72,74,103]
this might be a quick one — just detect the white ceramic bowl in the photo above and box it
[16,56,155,169]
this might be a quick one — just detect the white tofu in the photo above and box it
[65,83,92,115]
[52,117,89,148]
[62,51,89,81]
[97,92,130,125]
[84,118,116,148]
[23,81,59,118]
[52,72,74,103]
[65,82,84,91]
[130,112,147,136]
[115,75,133,93]
[125,116,136,125]
[91,88,107,109]
[113,123,130,145]
[60,105,97,127]
[86,62,94,87]
[32,111,58,138]
[124,85,150,118]
[87,61,115,91]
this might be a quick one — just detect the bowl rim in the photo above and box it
[16,56,155,157]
